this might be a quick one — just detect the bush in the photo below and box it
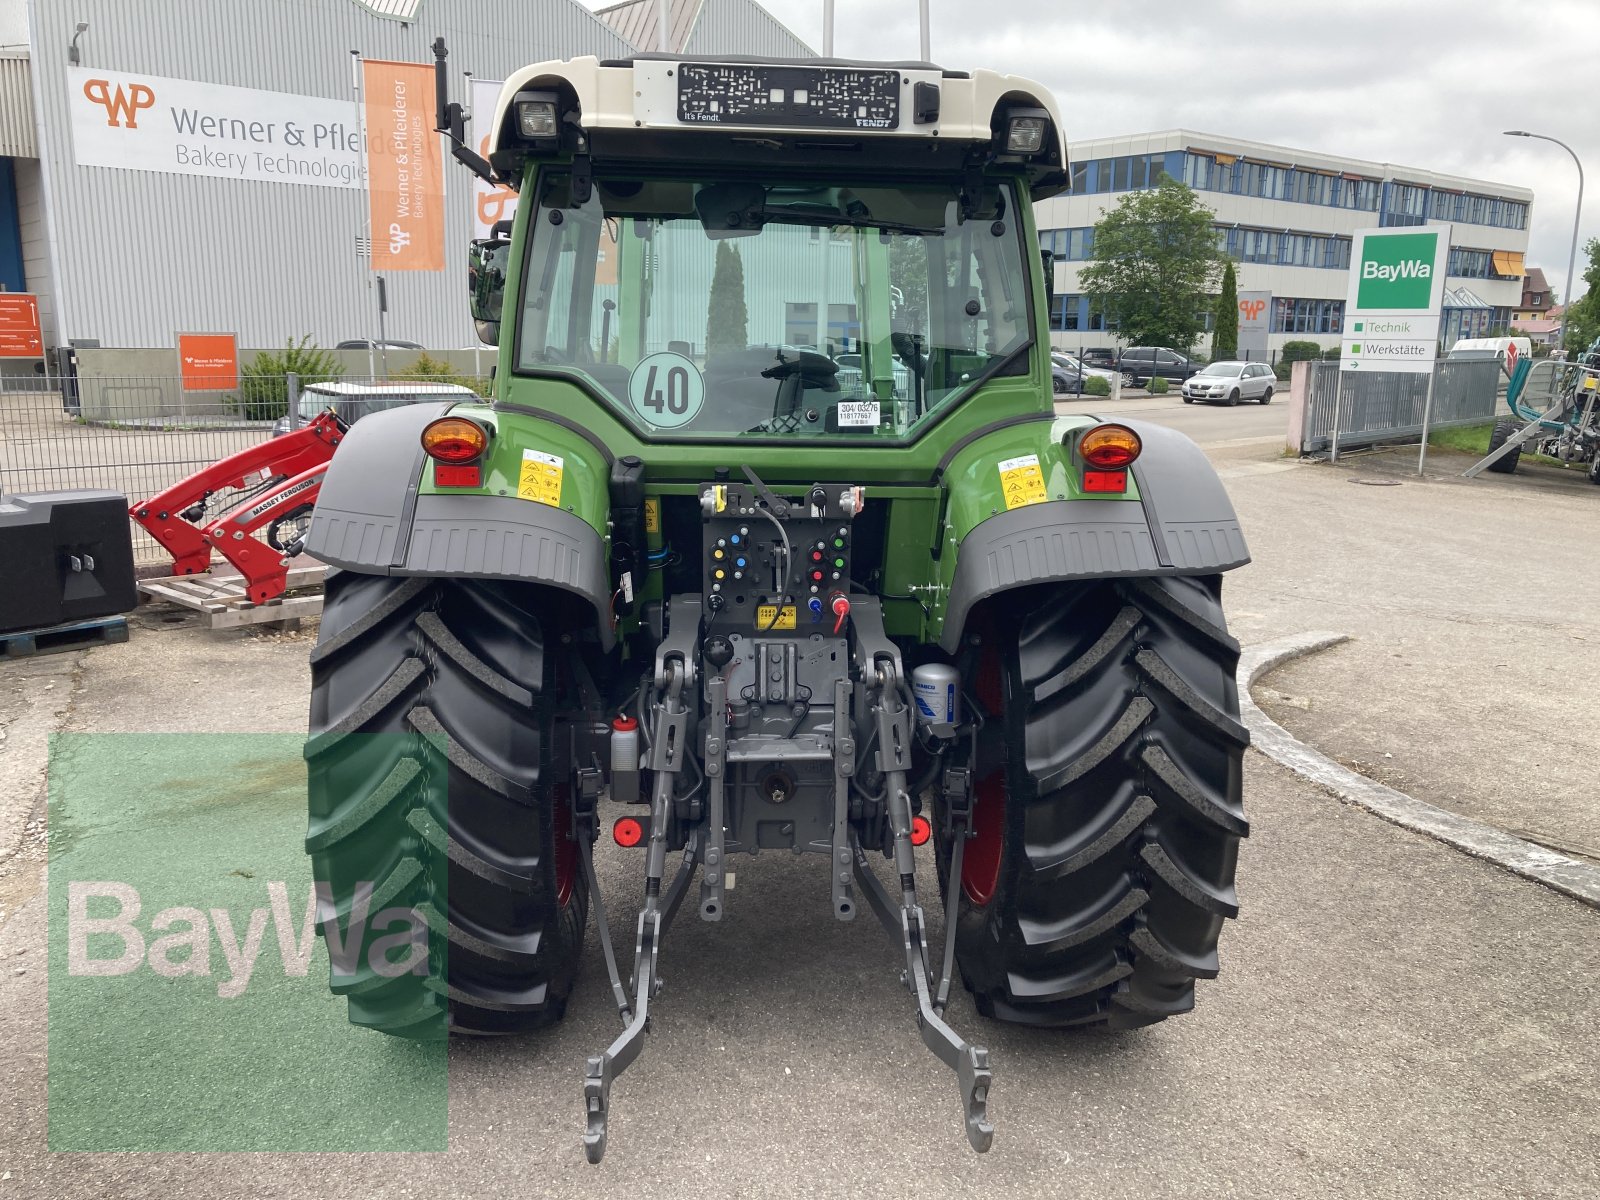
[237,337,343,421]
[1083,375,1111,397]
[1279,340,1322,366]
[1274,362,1293,381]
[392,351,493,398]
[1148,377,1169,394]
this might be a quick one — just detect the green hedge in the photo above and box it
[1084,375,1111,397]
[1149,377,1169,394]
[236,338,343,421]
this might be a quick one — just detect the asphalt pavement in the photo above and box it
[1,396,1597,1198]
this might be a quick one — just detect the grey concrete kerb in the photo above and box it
[1240,632,1600,911]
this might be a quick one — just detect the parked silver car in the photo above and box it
[1181,361,1275,406]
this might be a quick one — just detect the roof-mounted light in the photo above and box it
[515,91,560,140]
[1005,115,1047,155]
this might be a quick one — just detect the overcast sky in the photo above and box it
[580,0,1598,301]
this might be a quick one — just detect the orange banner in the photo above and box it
[363,59,444,272]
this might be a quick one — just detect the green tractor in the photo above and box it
[303,45,1250,1162]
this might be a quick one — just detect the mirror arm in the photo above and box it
[434,37,499,186]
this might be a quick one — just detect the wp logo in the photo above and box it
[1239,299,1267,321]
[83,78,156,129]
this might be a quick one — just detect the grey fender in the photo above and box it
[939,418,1249,652]
[304,402,614,649]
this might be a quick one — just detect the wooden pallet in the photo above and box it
[137,564,326,629]
[2,615,130,658]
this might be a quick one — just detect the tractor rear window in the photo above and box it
[514,175,1033,439]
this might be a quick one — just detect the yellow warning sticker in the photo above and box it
[754,605,798,631]
[518,449,564,506]
[997,454,1048,509]
[644,497,661,533]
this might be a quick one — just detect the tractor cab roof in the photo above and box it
[485,54,1069,199]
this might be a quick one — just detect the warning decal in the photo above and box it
[997,454,1048,509]
[518,449,564,506]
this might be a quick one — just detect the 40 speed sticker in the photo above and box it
[628,351,705,429]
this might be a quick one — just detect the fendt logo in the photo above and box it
[83,78,156,129]
[1239,299,1267,321]
[1356,232,1438,310]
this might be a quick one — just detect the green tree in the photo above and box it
[1211,261,1239,360]
[705,241,749,359]
[1561,237,1600,355]
[236,337,343,422]
[1077,178,1222,352]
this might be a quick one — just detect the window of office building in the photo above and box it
[1271,298,1344,334]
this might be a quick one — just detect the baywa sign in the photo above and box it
[1356,230,1444,310]
[1342,225,1452,374]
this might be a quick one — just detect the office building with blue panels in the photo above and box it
[1035,130,1533,359]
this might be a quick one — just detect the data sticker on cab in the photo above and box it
[836,400,880,428]
[518,449,564,506]
[644,497,661,533]
[755,604,798,631]
[997,454,1048,509]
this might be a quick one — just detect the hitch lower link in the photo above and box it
[851,658,993,1153]
[576,648,992,1162]
[579,656,703,1164]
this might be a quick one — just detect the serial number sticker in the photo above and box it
[997,454,1048,509]
[644,497,661,533]
[755,605,798,631]
[836,400,881,428]
[517,449,564,507]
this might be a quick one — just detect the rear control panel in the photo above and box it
[699,480,862,632]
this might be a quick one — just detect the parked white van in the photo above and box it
[1447,336,1532,369]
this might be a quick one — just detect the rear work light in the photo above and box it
[515,94,559,139]
[421,416,488,464]
[1005,115,1047,154]
[1078,424,1142,469]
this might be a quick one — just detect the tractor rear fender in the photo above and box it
[303,400,615,649]
[936,417,1249,652]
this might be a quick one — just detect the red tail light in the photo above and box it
[421,416,488,463]
[1079,424,1142,469]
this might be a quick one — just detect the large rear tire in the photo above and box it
[306,570,587,1037]
[939,576,1248,1028]
[1486,417,1521,474]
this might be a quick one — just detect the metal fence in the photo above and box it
[1298,358,1502,455]
[0,372,490,568]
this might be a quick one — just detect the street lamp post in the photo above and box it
[1504,130,1585,356]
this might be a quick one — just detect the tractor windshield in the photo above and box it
[515,174,1033,439]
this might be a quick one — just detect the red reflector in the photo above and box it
[1083,469,1127,494]
[910,815,932,847]
[434,464,481,488]
[613,817,644,848]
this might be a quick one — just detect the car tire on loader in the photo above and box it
[1486,417,1522,474]
[306,569,586,1038]
[937,574,1247,1029]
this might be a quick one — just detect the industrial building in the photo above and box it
[0,0,810,367]
[1036,130,1535,359]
